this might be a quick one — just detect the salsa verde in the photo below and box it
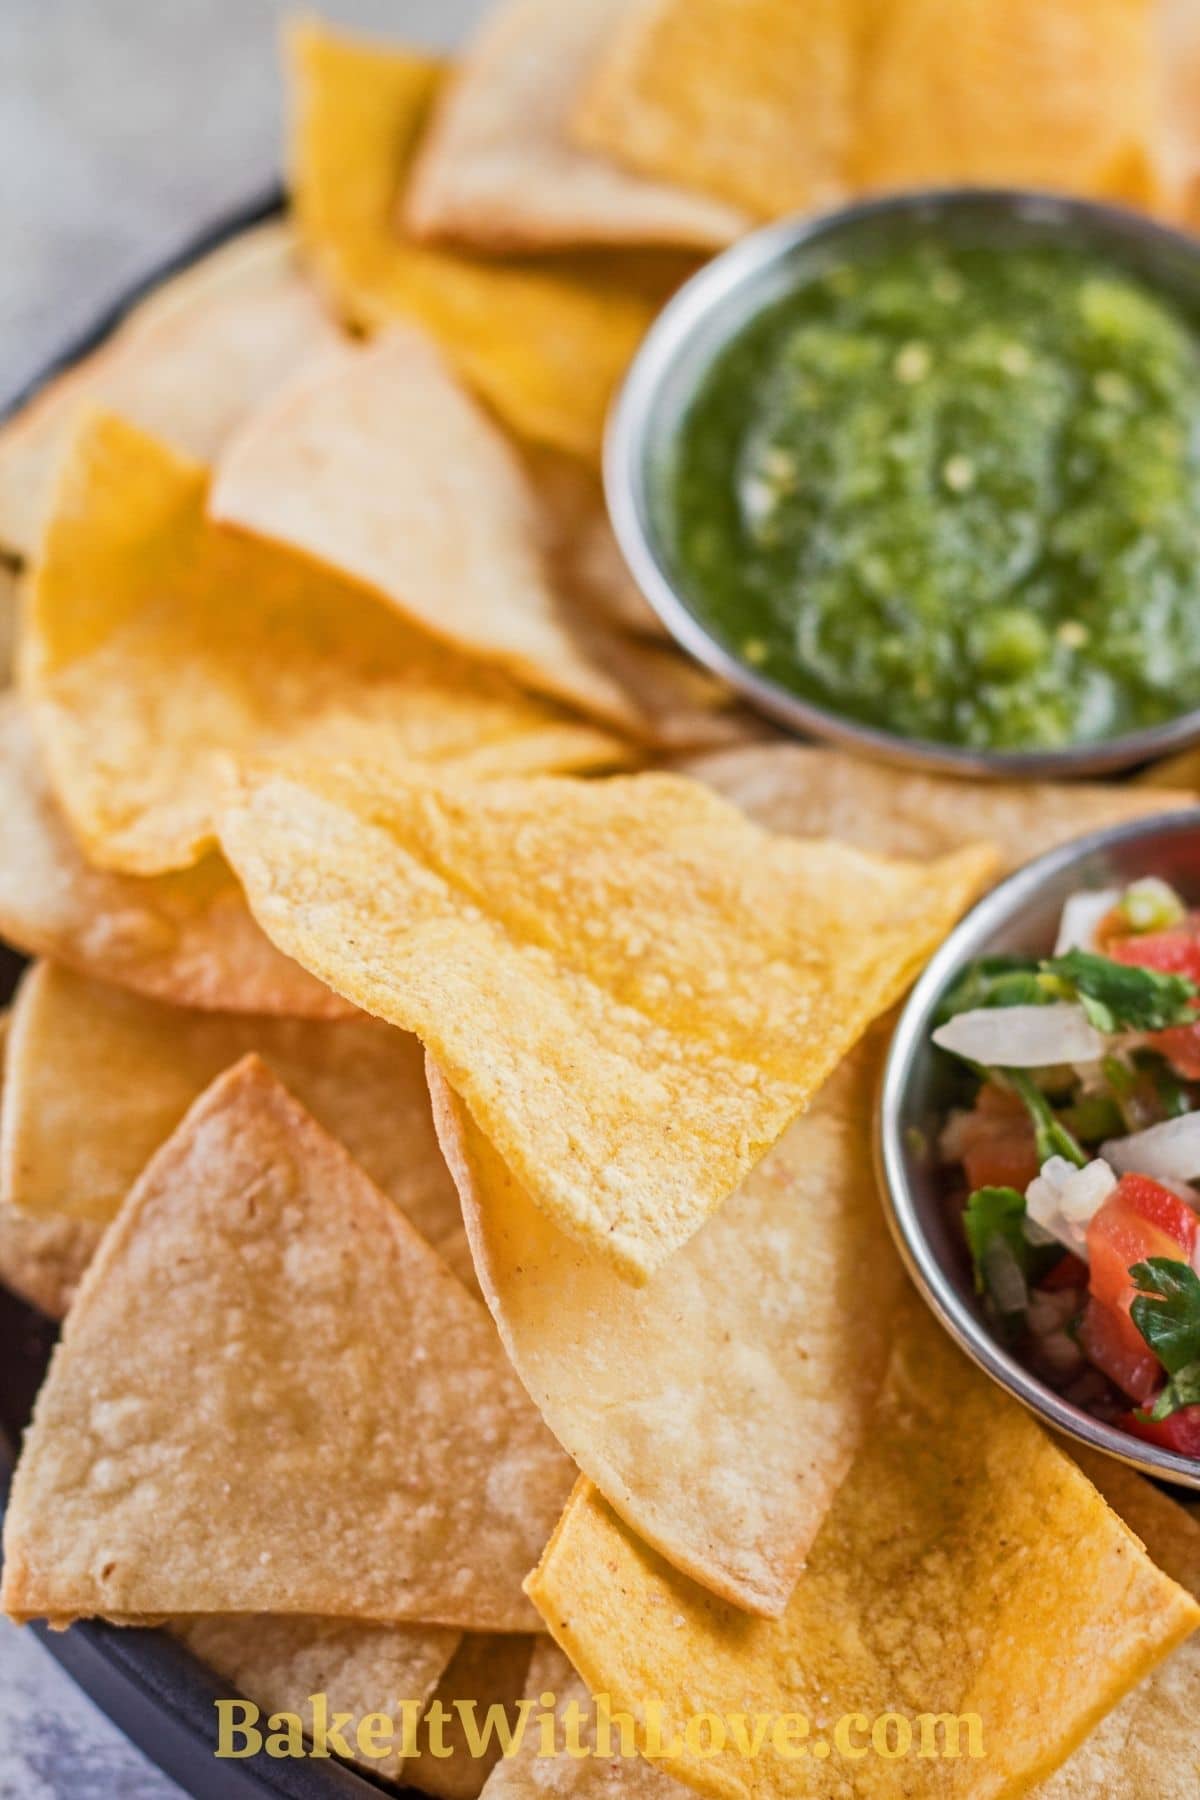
[662,241,1200,751]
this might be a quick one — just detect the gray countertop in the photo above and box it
[0,3,484,1793]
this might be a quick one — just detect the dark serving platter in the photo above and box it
[0,194,409,1800]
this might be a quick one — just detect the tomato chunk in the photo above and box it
[1123,1404,1200,1458]
[1108,914,1200,979]
[1041,1251,1088,1291]
[1083,1174,1199,1400]
[954,1084,1040,1193]
[1077,1297,1162,1402]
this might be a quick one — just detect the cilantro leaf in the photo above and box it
[963,1186,1059,1324]
[1042,950,1199,1034]
[1129,1258,1200,1376]
[1144,1361,1200,1421]
[1004,1070,1087,1169]
[934,955,1044,1025]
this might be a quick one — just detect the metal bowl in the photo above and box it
[878,809,1200,1488]
[606,187,1200,779]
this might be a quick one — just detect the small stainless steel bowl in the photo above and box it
[878,809,1200,1487]
[607,187,1200,779]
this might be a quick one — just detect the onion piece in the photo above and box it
[1102,1112,1200,1189]
[1025,1156,1116,1258]
[1053,887,1120,955]
[933,1003,1106,1068]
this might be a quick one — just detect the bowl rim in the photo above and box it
[877,808,1200,1489]
[606,184,1200,781]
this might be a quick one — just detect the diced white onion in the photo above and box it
[1102,1112,1200,1189]
[1024,1156,1117,1258]
[1053,887,1121,955]
[932,1003,1106,1067]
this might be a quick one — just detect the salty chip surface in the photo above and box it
[220,761,992,1279]
[2,1057,573,1630]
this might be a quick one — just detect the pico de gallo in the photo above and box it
[932,874,1200,1458]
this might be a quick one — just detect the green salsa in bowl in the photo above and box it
[608,191,1200,775]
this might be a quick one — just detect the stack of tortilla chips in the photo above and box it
[1,4,1199,1795]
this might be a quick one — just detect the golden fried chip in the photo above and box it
[177,1615,460,1785]
[0,224,340,560]
[0,563,19,686]
[288,20,663,463]
[1032,1455,1200,1798]
[0,698,346,1017]
[0,963,461,1260]
[407,1634,535,1800]
[220,761,993,1280]
[429,1026,902,1615]
[479,1642,685,1797]
[856,0,1164,203]
[405,0,747,253]
[527,1307,1200,1800]
[1,1057,573,1630]
[573,0,855,219]
[685,745,1190,872]
[523,446,665,639]
[25,412,627,875]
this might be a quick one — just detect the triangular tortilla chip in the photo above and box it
[573,0,856,219]
[684,745,1190,872]
[523,446,666,640]
[0,962,461,1260]
[526,1306,1200,1800]
[219,760,993,1280]
[1,1057,574,1629]
[176,1614,460,1785]
[287,21,670,463]
[0,698,346,1018]
[856,0,1165,205]
[406,1633,536,1800]
[428,1025,903,1616]
[210,331,749,750]
[0,223,341,560]
[1032,1454,1200,1798]
[404,0,747,253]
[25,412,627,876]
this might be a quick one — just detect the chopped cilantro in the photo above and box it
[1042,949,1200,1034]
[1131,1258,1200,1418]
[963,1185,1059,1326]
[1004,1071,1087,1169]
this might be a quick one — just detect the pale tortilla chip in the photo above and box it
[287,21,667,463]
[0,697,346,1018]
[523,447,665,639]
[856,0,1165,204]
[405,0,747,253]
[573,0,855,219]
[0,962,462,1259]
[428,1025,903,1616]
[407,1633,536,1800]
[0,224,341,560]
[1032,1454,1200,1798]
[684,744,1190,872]
[1,1057,573,1629]
[527,1307,1200,1800]
[219,760,993,1280]
[25,412,627,876]
[479,1642,685,1797]
[176,1614,460,1785]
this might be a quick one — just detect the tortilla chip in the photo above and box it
[219,760,993,1280]
[404,0,747,253]
[287,20,664,463]
[573,0,855,220]
[0,698,346,1018]
[856,0,1164,205]
[0,963,461,1261]
[523,447,665,640]
[176,1614,460,1785]
[527,1306,1200,1800]
[407,1633,536,1800]
[685,745,1190,872]
[1161,0,1200,223]
[429,1025,903,1616]
[1138,745,1200,790]
[1032,1455,1200,1798]
[0,224,340,560]
[479,1642,685,1797]
[0,563,19,686]
[25,412,627,875]
[1,1056,573,1630]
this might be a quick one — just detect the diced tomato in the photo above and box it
[1041,1251,1089,1291]
[955,1084,1040,1192]
[1122,1404,1200,1458]
[1108,913,1200,979]
[1083,1174,1200,1401]
[1147,1023,1200,1079]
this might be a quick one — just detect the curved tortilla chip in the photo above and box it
[0,563,18,687]
[0,224,342,561]
[25,412,627,875]
[0,698,346,1018]
[407,1633,536,1800]
[1,1057,573,1631]
[405,0,747,253]
[428,1027,903,1616]
[684,745,1190,871]
[527,1307,1200,1800]
[219,761,994,1280]
[0,962,462,1257]
[287,20,665,463]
